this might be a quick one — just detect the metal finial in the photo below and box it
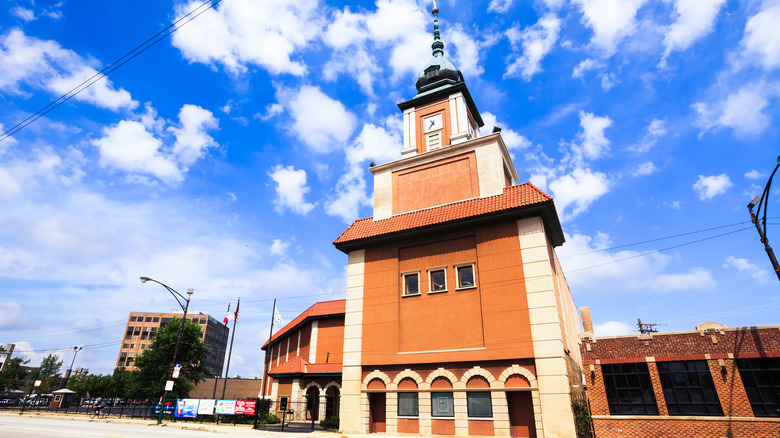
[431,2,444,56]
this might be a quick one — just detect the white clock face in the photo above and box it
[424,113,443,133]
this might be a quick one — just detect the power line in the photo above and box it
[0,0,222,143]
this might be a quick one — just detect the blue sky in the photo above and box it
[1,0,779,379]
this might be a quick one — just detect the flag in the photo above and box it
[234,299,240,322]
[274,306,283,324]
[223,311,233,324]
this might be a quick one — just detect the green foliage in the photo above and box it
[319,416,339,429]
[37,354,63,394]
[133,317,209,399]
[572,402,594,438]
[0,357,29,391]
[256,398,272,415]
[257,413,281,424]
[66,373,113,399]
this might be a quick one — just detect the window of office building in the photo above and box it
[398,393,419,417]
[402,271,420,296]
[431,392,454,417]
[428,267,447,292]
[602,362,659,415]
[657,360,723,416]
[455,263,476,289]
[737,357,780,417]
[467,392,492,418]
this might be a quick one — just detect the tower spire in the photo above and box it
[431,1,444,57]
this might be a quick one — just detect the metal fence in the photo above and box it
[254,400,317,432]
[0,399,165,420]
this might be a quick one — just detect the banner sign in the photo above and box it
[234,400,256,415]
[175,399,199,418]
[197,399,215,415]
[214,399,236,415]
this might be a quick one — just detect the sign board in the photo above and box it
[165,380,174,391]
[234,400,256,415]
[197,399,215,415]
[214,399,236,415]
[33,380,41,387]
[175,399,199,418]
[172,364,181,379]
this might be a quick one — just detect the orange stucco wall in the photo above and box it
[392,151,479,215]
[361,220,534,366]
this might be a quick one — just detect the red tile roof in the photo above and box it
[333,183,556,249]
[270,356,343,375]
[261,299,345,349]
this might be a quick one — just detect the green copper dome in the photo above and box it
[415,6,460,92]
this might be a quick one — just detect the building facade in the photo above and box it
[260,299,346,422]
[330,7,581,438]
[580,314,780,437]
[115,311,229,376]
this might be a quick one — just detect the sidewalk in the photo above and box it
[0,410,405,438]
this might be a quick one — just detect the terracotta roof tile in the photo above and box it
[333,183,552,246]
[262,299,345,349]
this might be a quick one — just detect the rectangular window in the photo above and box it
[152,317,159,322]
[456,264,476,289]
[279,396,289,412]
[145,316,152,322]
[398,392,419,417]
[125,327,134,340]
[141,330,149,340]
[122,343,129,348]
[602,363,659,415]
[130,316,137,322]
[737,357,780,417]
[199,318,206,324]
[428,267,447,293]
[467,392,492,418]
[431,392,454,417]
[657,360,723,416]
[402,272,420,296]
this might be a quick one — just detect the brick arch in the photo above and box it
[425,367,459,387]
[393,369,424,386]
[460,366,499,388]
[303,381,324,395]
[362,370,393,390]
[323,381,341,395]
[498,365,537,388]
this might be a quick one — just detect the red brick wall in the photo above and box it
[592,417,780,438]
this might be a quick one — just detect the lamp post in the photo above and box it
[747,154,780,282]
[139,276,193,424]
[63,346,82,388]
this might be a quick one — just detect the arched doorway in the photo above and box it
[306,386,320,421]
[325,385,340,418]
[367,378,386,433]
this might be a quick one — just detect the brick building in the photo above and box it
[115,311,229,376]
[580,312,780,438]
[261,7,584,437]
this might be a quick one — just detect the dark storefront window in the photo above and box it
[602,362,659,415]
[737,357,780,417]
[657,360,723,416]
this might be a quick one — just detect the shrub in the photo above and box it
[257,413,281,424]
[320,416,339,429]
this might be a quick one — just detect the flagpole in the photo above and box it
[213,302,230,399]
[221,297,239,399]
[261,297,276,399]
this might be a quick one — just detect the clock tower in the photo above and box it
[370,5,518,221]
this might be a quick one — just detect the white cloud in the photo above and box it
[572,58,602,78]
[631,118,666,153]
[93,104,219,185]
[481,112,532,151]
[724,256,770,284]
[269,238,291,256]
[170,0,321,75]
[661,0,726,64]
[693,174,732,200]
[325,122,401,223]
[255,103,284,122]
[573,0,649,55]
[741,3,780,70]
[548,167,610,220]
[449,24,496,79]
[633,161,658,176]
[505,14,561,80]
[11,7,36,22]
[745,170,764,180]
[693,84,771,137]
[0,29,137,111]
[488,0,513,14]
[558,232,716,295]
[594,321,634,336]
[575,110,612,161]
[268,165,315,215]
[277,85,356,154]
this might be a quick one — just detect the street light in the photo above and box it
[63,346,82,388]
[747,154,780,282]
[139,276,193,424]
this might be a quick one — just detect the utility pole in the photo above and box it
[748,155,780,282]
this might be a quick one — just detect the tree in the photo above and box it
[133,317,209,399]
[0,357,29,391]
[37,354,62,394]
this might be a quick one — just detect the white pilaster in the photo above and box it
[339,249,366,433]
[308,321,319,363]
